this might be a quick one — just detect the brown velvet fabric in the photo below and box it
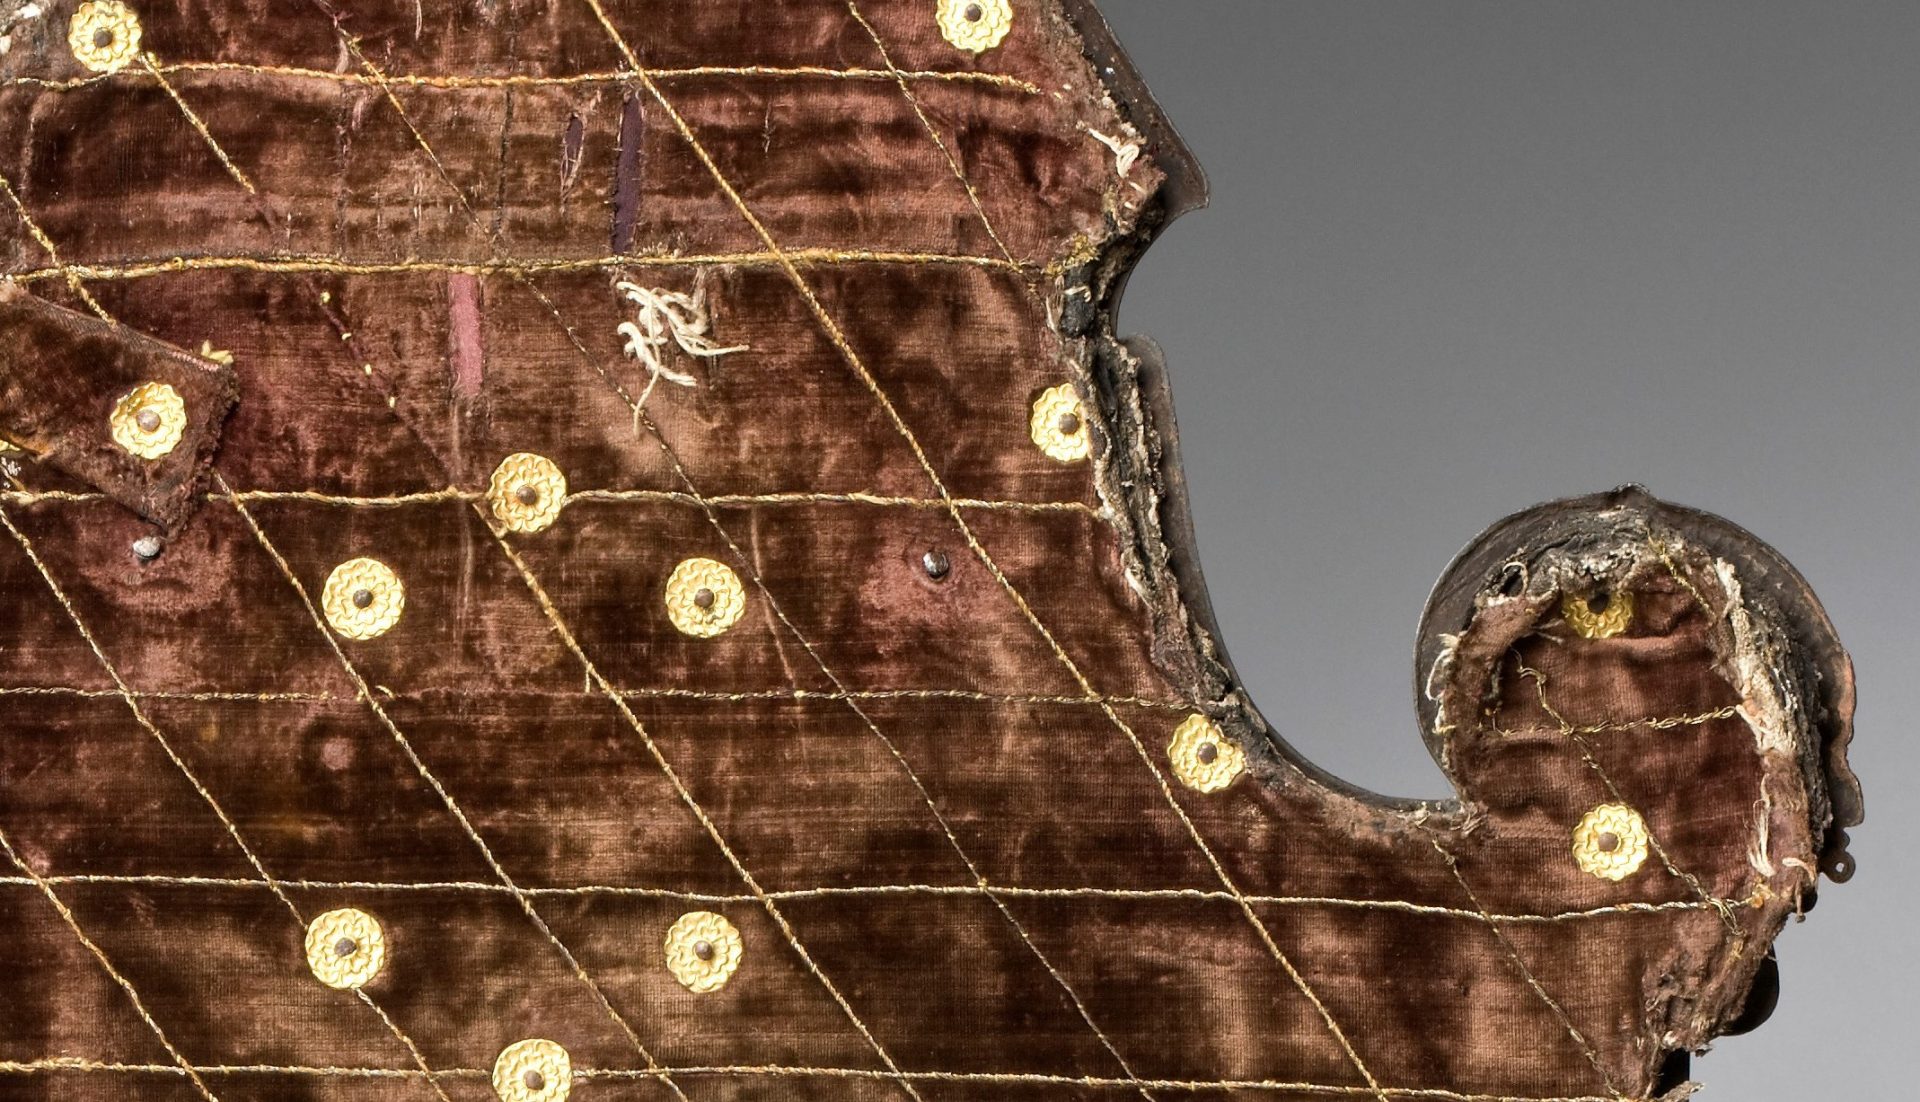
[0,3,1859,1102]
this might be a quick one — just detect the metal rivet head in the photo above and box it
[665,559,746,638]
[922,549,951,580]
[1168,714,1246,793]
[493,1040,571,1102]
[665,911,743,992]
[1030,384,1092,463]
[937,0,1011,53]
[304,908,386,989]
[109,382,186,459]
[323,559,405,640]
[1056,411,1081,436]
[488,453,568,535]
[1573,804,1651,881]
[692,587,716,610]
[693,939,715,961]
[92,27,114,47]
[131,536,164,562]
[523,1070,546,1092]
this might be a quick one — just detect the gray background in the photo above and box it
[1094,2,1913,1096]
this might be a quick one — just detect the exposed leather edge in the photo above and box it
[0,281,238,531]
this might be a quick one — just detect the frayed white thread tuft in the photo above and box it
[615,281,748,415]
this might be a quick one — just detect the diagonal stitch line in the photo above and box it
[311,17,1145,1095]
[0,873,1753,923]
[138,55,257,194]
[218,473,693,1102]
[0,505,456,1102]
[0,180,461,1102]
[1430,841,1623,1100]
[574,2,1393,1096]
[2,249,1033,285]
[846,2,1017,267]
[1515,661,1741,939]
[140,57,685,1095]
[5,61,1044,95]
[0,169,109,318]
[0,825,221,1102]
[0,1058,1658,1101]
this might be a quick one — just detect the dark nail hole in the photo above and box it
[1196,742,1219,765]
[922,549,951,581]
[1497,565,1524,597]
[334,937,358,958]
[351,588,375,610]
[522,1070,546,1092]
[693,939,715,961]
[1587,591,1612,615]
[692,587,716,610]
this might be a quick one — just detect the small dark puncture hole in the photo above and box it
[1586,590,1613,615]
[1497,563,1525,597]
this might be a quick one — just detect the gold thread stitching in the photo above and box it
[108,382,187,460]
[0,872,1754,922]
[3,249,1033,286]
[303,907,386,990]
[664,911,744,993]
[3,61,1043,94]
[1572,804,1652,883]
[573,5,1393,1093]
[0,827,221,1102]
[320,558,405,640]
[487,453,567,534]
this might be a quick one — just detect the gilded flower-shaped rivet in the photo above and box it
[1572,803,1651,882]
[303,908,386,990]
[1563,589,1634,640]
[68,0,142,73]
[108,381,185,460]
[665,910,743,993]
[488,453,568,534]
[664,557,746,638]
[492,1039,570,1102]
[936,0,1012,54]
[1168,713,1246,793]
[1030,383,1091,464]
[322,558,405,640]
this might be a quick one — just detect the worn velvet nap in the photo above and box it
[0,3,1861,1101]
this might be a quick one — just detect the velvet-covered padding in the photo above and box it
[0,3,1857,1101]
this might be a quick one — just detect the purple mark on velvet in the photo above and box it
[561,111,586,192]
[612,93,646,255]
[448,273,486,400]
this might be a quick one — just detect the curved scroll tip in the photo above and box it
[1416,485,1862,877]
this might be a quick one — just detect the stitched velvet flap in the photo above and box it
[0,280,236,529]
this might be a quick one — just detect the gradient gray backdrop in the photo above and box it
[1092,2,1913,1096]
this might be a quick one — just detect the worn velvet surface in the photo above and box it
[0,2,1861,1101]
